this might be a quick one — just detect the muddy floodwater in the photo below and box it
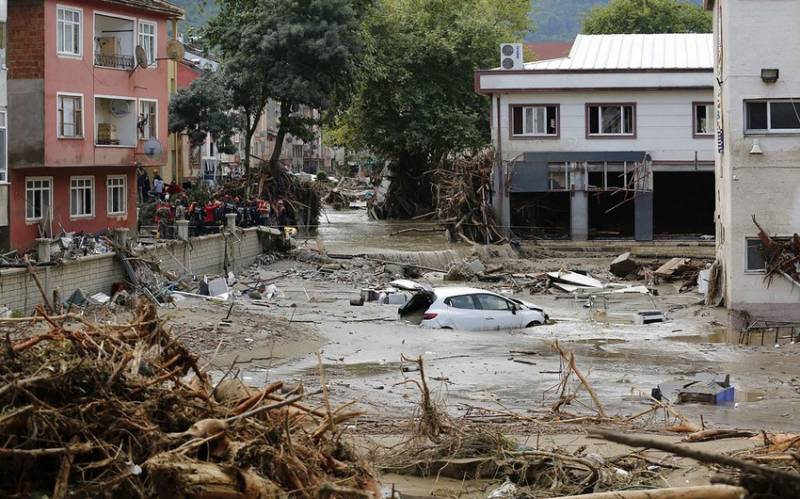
[199,208,800,435]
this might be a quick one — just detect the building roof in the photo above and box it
[523,33,713,71]
[525,42,573,61]
[105,0,184,17]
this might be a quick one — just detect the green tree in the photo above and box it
[203,0,367,181]
[169,71,238,153]
[332,0,530,217]
[582,0,711,34]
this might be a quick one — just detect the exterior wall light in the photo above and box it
[761,68,779,83]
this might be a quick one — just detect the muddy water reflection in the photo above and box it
[305,208,462,254]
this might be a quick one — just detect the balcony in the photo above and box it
[94,14,135,70]
[94,53,135,70]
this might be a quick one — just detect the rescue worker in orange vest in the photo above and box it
[256,198,271,226]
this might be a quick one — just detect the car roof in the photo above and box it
[433,287,498,299]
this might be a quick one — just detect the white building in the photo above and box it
[476,34,715,241]
[705,0,800,323]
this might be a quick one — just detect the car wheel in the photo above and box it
[526,321,542,328]
[441,326,453,330]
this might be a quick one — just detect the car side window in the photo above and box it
[474,294,511,311]
[446,295,476,309]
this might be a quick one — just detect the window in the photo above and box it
[746,100,800,132]
[58,94,83,138]
[511,105,558,136]
[95,96,137,146]
[57,6,81,57]
[445,295,476,310]
[107,175,126,215]
[0,21,7,69]
[137,21,156,67]
[474,294,511,311]
[70,176,94,217]
[746,238,767,272]
[694,102,714,136]
[26,178,52,221]
[94,14,135,69]
[588,104,635,136]
[139,99,157,140]
[0,112,6,183]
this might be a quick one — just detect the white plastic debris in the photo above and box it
[487,479,517,499]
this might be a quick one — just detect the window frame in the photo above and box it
[57,92,84,139]
[586,103,637,138]
[69,175,95,219]
[106,174,127,215]
[25,177,53,222]
[137,19,157,68]
[473,293,513,312]
[138,98,158,140]
[509,104,560,139]
[744,99,800,134]
[94,94,137,148]
[56,5,83,58]
[693,101,714,138]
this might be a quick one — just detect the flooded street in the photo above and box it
[193,208,800,433]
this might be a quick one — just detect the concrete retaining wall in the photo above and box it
[0,227,270,314]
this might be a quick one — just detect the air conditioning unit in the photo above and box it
[500,43,523,70]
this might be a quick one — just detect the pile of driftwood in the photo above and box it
[433,151,507,245]
[0,299,377,498]
[753,216,800,288]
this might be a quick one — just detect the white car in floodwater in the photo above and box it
[398,284,548,331]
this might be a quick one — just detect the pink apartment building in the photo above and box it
[7,0,182,249]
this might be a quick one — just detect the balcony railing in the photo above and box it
[94,52,135,70]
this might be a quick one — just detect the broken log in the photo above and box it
[589,429,800,485]
[553,485,747,499]
[145,455,284,499]
[683,429,757,443]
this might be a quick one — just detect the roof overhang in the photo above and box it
[105,0,185,18]
[475,68,714,95]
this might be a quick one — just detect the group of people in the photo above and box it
[153,194,290,238]
[137,166,184,203]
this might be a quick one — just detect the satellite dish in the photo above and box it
[143,138,164,159]
[110,99,131,117]
[166,39,185,61]
[135,45,148,69]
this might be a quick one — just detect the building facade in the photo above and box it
[706,0,800,322]
[0,0,8,248]
[476,34,715,241]
[7,0,182,250]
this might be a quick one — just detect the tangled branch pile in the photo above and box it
[377,357,660,497]
[753,216,800,287]
[433,151,507,245]
[0,300,377,498]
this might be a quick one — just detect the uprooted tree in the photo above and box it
[331,0,529,218]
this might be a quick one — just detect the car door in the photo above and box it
[473,293,522,329]
[442,294,486,330]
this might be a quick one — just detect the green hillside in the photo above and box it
[528,0,704,41]
[170,0,704,41]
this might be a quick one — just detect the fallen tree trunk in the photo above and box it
[553,484,747,499]
[145,455,285,499]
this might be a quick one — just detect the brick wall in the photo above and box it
[0,228,269,314]
[8,0,45,80]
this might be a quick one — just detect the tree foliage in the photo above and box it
[332,0,529,216]
[202,0,367,179]
[582,0,711,34]
[168,71,238,154]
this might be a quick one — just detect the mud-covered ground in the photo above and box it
[168,208,799,497]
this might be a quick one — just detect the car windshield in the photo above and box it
[474,294,511,311]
